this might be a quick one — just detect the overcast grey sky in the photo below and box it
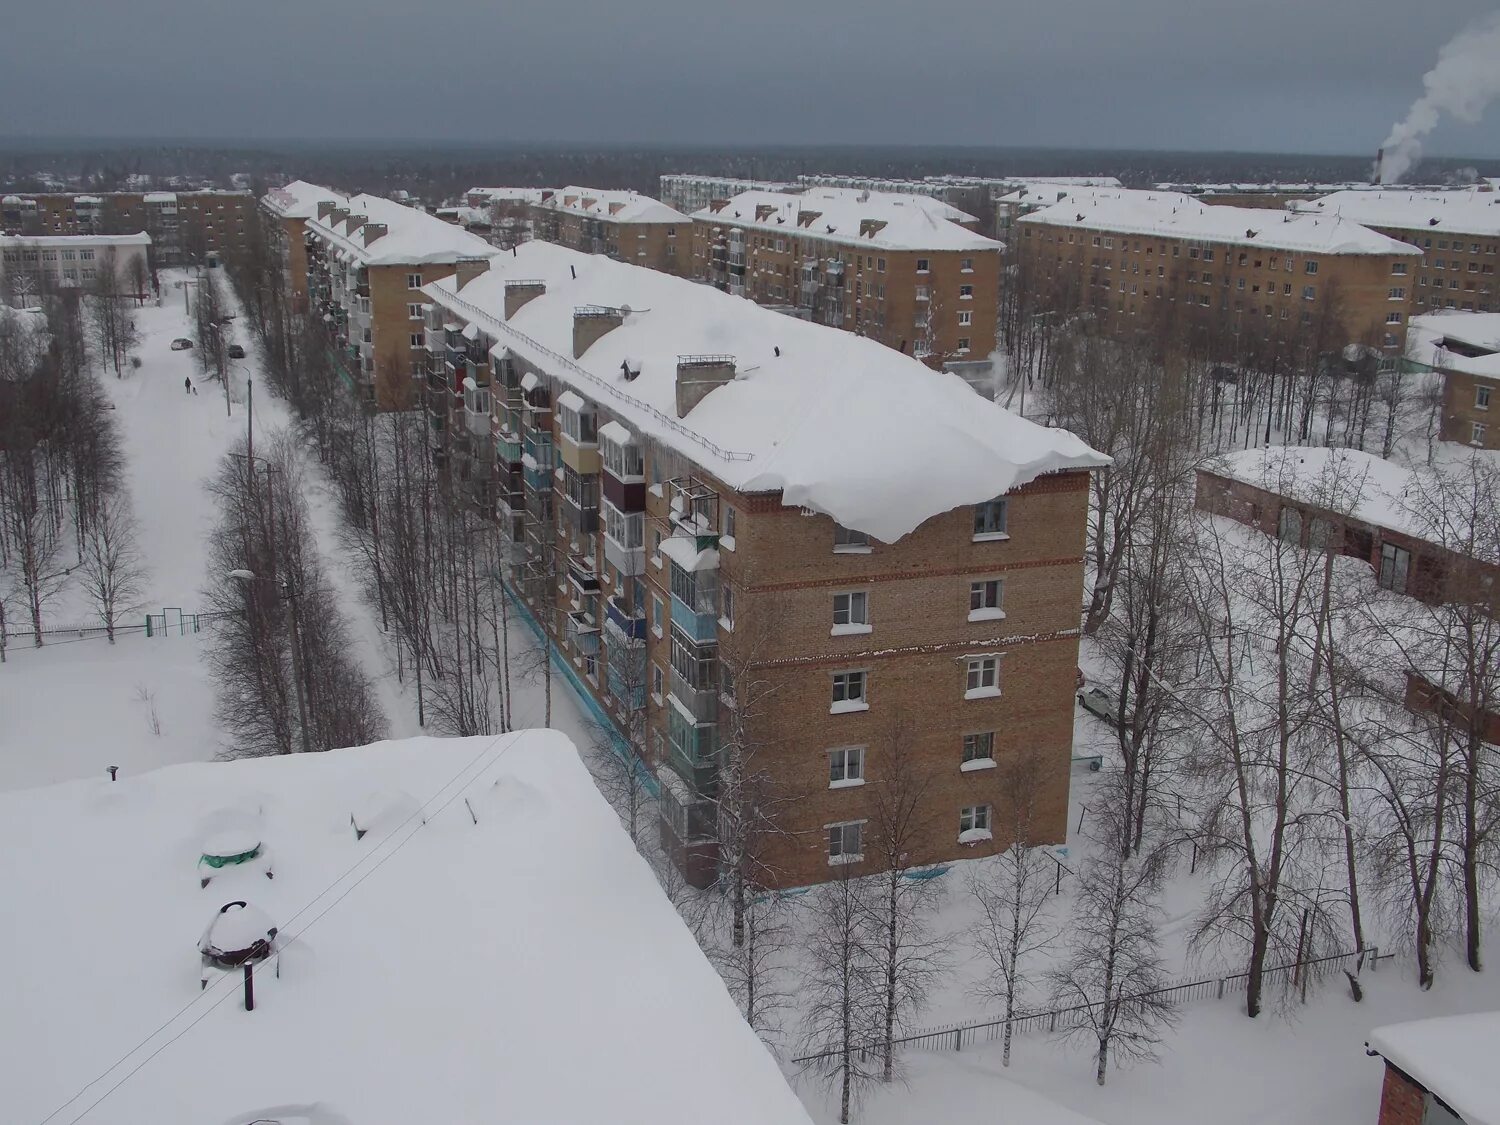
[3,0,1499,155]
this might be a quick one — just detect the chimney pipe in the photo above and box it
[1373,148,1384,186]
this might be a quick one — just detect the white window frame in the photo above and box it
[958,310,973,327]
[828,746,866,789]
[973,498,1009,541]
[1476,384,1491,410]
[964,655,1001,699]
[832,590,871,635]
[961,731,996,770]
[406,272,422,289]
[831,670,869,714]
[968,578,1005,622]
[827,820,865,865]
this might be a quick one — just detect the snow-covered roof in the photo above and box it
[1368,1012,1500,1125]
[261,179,346,220]
[466,186,551,204]
[1293,189,1500,238]
[0,734,813,1125]
[1021,189,1420,257]
[1407,311,1500,378]
[535,186,689,224]
[0,231,152,248]
[1209,446,1437,541]
[697,187,1001,252]
[305,192,500,267]
[425,241,1106,542]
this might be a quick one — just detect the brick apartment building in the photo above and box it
[1368,1012,1495,1125]
[529,187,691,275]
[1,189,254,266]
[462,187,548,248]
[689,187,1004,373]
[659,175,798,215]
[1406,311,1500,450]
[0,232,152,297]
[264,182,499,409]
[1017,188,1421,357]
[419,238,1106,889]
[1292,189,1500,315]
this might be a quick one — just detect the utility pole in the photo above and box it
[283,578,314,755]
[247,378,254,465]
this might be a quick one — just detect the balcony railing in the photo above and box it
[605,595,647,641]
[669,666,719,723]
[669,591,717,644]
[603,533,645,578]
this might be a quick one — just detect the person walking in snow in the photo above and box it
[185,376,192,394]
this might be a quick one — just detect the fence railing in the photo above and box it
[793,946,1385,1065]
[0,607,237,652]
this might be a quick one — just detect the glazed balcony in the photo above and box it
[605,594,647,642]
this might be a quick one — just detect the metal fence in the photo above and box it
[793,946,1386,1064]
[0,607,236,653]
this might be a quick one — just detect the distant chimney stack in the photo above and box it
[504,279,546,319]
[674,354,736,418]
[755,204,776,221]
[573,305,624,358]
[316,200,336,221]
[360,222,387,245]
[345,213,367,235]
[328,206,350,228]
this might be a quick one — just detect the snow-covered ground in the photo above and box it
[0,734,812,1125]
[0,273,599,792]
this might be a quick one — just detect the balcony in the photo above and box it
[669,590,717,644]
[603,532,644,578]
[496,430,522,465]
[669,665,719,723]
[567,555,601,597]
[605,594,647,642]
[566,611,600,657]
[522,459,552,495]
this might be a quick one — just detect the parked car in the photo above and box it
[170,338,193,351]
[1076,685,1120,726]
[227,344,246,359]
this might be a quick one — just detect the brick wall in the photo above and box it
[1439,368,1498,449]
[1376,1063,1426,1125]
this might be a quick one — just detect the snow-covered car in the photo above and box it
[1076,685,1119,725]
[227,344,246,359]
[170,337,193,351]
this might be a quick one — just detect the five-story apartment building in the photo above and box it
[420,240,1106,889]
[530,187,691,276]
[689,187,1004,374]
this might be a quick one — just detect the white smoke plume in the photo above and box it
[1379,11,1500,184]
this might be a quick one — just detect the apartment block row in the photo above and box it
[409,238,1106,889]
[261,181,500,409]
[1,189,254,266]
[1016,187,1422,356]
[1406,310,1500,450]
[462,182,1007,373]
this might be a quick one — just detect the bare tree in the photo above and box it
[801,865,881,1124]
[1048,821,1177,1086]
[78,491,146,643]
[970,754,1056,1066]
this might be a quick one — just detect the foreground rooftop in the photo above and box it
[0,733,812,1125]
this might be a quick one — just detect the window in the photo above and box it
[960,257,973,272]
[721,505,737,544]
[410,332,425,348]
[973,498,1008,539]
[834,524,870,552]
[915,285,930,302]
[651,664,664,701]
[959,285,973,299]
[915,258,930,273]
[960,805,991,838]
[406,272,422,289]
[407,303,423,319]
[827,821,863,864]
[958,310,972,326]
[828,746,865,787]
[969,579,1004,620]
[832,591,870,632]
[1392,262,1408,275]
[651,528,663,565]
[962,731,995,764]
[1305,260,1319,275]
[1378,542,1411,593]
[720,584,735,628]
[1389,287,1406,300]
[1302,286,1316,301]
[1476,385,1491,410]
[832,670,868,712]
[957,337,971,353]
[1473,421,1489,446]
[965,656,1000,697]
[651,593,664,636]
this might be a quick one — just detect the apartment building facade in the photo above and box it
[1,189,254,266]
[269,185,499,409]
[1406,311,1500,450]
[462,187,547,248]
[1292,190,1500,315]
[0,232,152,297]
[419,239,1106,889]
[659,175,799,215]
[690,188,1003,371]
[530,187,691,275]
[1018,189,1421,356]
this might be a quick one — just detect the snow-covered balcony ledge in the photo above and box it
[959,757,997,772]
